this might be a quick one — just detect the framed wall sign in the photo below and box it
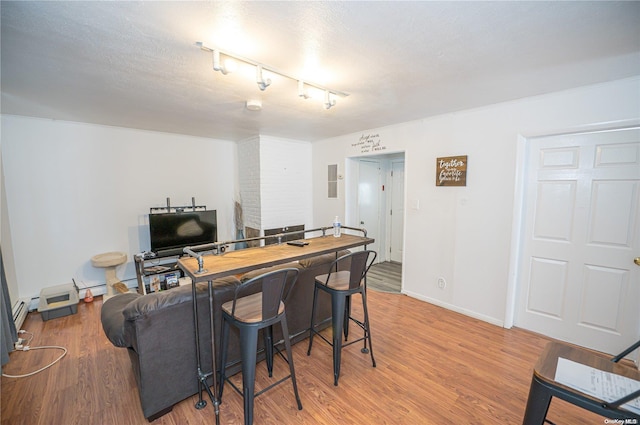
[436,155,467,186]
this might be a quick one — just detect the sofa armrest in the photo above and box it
[101,293,142,347]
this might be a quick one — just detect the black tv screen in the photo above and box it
[149,210,217,256]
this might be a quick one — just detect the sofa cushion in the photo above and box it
[122,276,240,321]
[101,293,141,347]
[240,261,301,282]
[298,250,350,268]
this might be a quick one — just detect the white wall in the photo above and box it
[237,135,313,234]
[313,77,640,326]
[1,116,238,300]
[259,136,312,230]
[238,136,261,231]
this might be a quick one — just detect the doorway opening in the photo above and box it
[345,152,405,293]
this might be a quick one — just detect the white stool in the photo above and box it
[91,252,128,301]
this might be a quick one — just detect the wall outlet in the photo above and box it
[437,277,447,289]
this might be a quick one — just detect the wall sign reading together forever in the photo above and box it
[436,155,467,186]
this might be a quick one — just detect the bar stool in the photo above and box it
[307,250,377,386]
[219,268,302,425]
[522,340,640,424]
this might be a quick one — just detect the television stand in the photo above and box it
[133,251,187,295]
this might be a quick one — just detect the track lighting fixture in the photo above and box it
[298,80,310,99]
[324,90,336,110]
[212,49,234,75]
[256,65,271,91]
[197,42,348,109]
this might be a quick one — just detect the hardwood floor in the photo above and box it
[1,292,605,424]
[367,261,402,293]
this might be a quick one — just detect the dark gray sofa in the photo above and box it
[101,251,348,421]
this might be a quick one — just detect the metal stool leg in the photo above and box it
[307,285,319,355]
[522,376,552,425]
[264,325,274,377]
[360,290,375,366]
[343,295,351,341]
[331,292,347,386]
[239,326,259,425]
[280,316,302,410]
[218,319,230,400]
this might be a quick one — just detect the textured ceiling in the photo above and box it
[1,1,639,142]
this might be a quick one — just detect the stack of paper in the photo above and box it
[555,357,640,415]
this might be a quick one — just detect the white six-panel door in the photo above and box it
[515,128,640,354]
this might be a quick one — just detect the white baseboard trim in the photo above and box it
[26,280,138,312]
[401,290,505,328]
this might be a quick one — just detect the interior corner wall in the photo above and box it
[312,76,640,327]
[0,137,19,306]
[1,115,238,300]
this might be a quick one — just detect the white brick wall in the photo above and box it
[260,136,312,230]
[238,136,261,230]
[237,135,312,234]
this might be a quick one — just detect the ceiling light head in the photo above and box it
[324,90,337,109]
[246,99,262,111]
[212,50,234,75]
[298,80,310,99]
[256,65,272,91]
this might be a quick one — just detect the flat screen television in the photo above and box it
[149,210,217,256]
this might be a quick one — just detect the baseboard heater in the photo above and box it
[12,298,29,331]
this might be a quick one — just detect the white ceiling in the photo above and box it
[2,1,639,142]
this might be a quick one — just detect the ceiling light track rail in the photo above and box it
[196,42,349,109]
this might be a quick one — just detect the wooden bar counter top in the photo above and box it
[178,233,374,282]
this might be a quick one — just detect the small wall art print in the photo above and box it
[436,155,467,186]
